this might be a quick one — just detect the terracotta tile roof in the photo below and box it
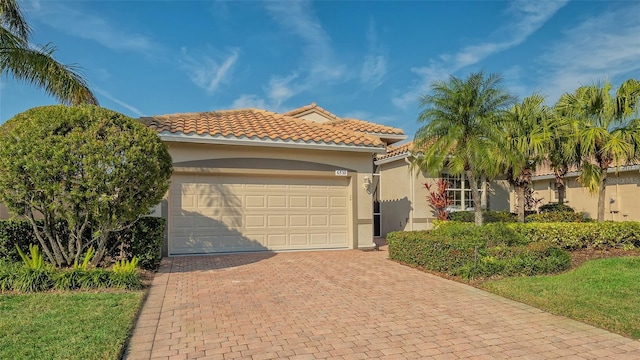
[376,141,414,160]
[330,118,405,136]
[140,108,385,148]
[285,102,405,137]
[283,102,338,119]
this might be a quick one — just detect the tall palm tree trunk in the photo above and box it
[466,170,483,226]
[597,169,607,222]
[516,185,526,223]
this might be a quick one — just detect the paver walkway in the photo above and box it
[125,248,640,359]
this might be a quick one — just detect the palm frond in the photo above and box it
[0,42,98,105]
[0,0,31,41]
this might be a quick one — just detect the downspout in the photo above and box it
[405,157,414,231]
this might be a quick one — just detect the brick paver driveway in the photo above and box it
[125,249,640,359]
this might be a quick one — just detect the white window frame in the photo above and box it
[442,173,484,212]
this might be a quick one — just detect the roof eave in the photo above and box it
[159,132,386,153]
[374,152,411,165]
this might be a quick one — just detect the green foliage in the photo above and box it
[388,223,569,280]
[0,260,139,292]
[16,244,48,269]
[526,212,591,223]
[107,217,165,270]
[110,257,142,290]
[0,1,98,105]
[555,79,640,222]
[447,211,517,223]
[53,268,110,290]
[0,105,172,267]
[538,203,575,213]
[73,247,94,270]
[0,220,36,262]
[511,222,640,250]
[0,218,165,270]
[12,267,54,292]
[413,71,515,226]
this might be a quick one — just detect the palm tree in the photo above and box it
[548,98,582,205]
[556,79,640,222]
[413,71,515,226]
[1,0,97,105]
[502,94,551,223]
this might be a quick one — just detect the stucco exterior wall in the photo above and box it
[378,157,513,236]
[378,158,436,236]
[166,141,376,249]
[530,170,640,221]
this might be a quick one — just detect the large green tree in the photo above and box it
[502,94,551,223]
[1,0,97,105]
[0,105,172,267]
[556,79,640,222]
[413,71,515,226]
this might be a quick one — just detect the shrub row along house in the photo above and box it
[1,102,638,254]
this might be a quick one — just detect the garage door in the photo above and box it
[169,174,350,255]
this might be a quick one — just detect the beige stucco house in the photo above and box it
[524,163,640,222]
[140,103,406,255]
[374,142,511,236]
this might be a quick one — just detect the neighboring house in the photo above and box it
[524,162,640,222]
[140,103,406,255]
[374,142,511,236]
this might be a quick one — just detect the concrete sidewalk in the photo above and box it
[124,249,640,359]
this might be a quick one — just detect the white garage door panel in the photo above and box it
[170,174,350,254]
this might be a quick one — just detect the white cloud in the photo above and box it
[26,1,159,54]
[265,1,346,81]
[393,0,569,109]
[94,88,144,117]
[360,19,387,89]
[536,4,640,102]
[231,94,267,110]
[266,73,300,107]
[181,47,240,93]
[230,2,351,112]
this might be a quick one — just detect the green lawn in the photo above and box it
[0,291,144,360]
[482,256,640,339]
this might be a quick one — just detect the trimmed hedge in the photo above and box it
[510,222,640,250]
[539,203,574,213]
[525,212,591,223]
[447,211,517,223]
[0,217,165,270]
[388,223,571,280]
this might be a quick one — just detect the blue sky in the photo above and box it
[1,0,639,137]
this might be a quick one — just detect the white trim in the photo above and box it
[375,134,407,141]
[159,132,386,153]
[532,165,640,181]
[374,152,410,165]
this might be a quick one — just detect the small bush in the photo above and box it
[53,268,111,290]
[539,203,574,213]
[447,211,517,223]
[110,258,142,290]
[107,217,165,270]
[526,212,591,223]
[12,267,54,292]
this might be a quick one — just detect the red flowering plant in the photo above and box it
[424,179,452,220]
